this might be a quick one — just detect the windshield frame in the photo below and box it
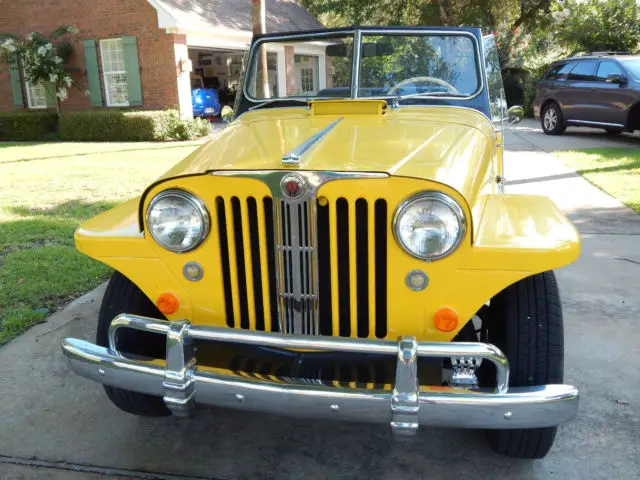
[242,27,485,105]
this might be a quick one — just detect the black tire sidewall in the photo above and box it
[96,271,170,417]
[482,271,564,459]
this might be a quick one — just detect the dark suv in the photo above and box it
[534,54,640,135]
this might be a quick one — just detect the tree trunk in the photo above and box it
[252,0,270,98]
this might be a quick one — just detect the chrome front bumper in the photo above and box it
[61,314,578,435]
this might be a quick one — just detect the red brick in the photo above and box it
[0,0,180,112]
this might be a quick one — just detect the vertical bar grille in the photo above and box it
[317,197,388,338]
[216,196,275,331]
[216,193,387,339]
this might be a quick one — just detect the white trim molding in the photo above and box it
[145,0,178,29]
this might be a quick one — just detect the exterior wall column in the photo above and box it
[325,56,334,89]
[317,54,326,91]
[284,45,296,95]
[276,49,287,97]
[173,35,193,119]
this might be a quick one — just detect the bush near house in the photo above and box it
[0,112,58,141]
[59,110,211,142]
[0,110,211,142]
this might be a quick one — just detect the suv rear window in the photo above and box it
[595,61,624,81]
[567,61,597,81]
[546,63,572,80]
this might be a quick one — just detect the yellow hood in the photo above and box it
[159,104,495,204]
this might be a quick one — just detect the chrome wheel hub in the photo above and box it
[544,108,558,131]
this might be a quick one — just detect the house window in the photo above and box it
[100,38,129,106]
[24,77,47,109]
[300,67,314,93]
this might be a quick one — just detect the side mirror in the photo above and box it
[507,105,524,125]
[221,105,234,123]
[606,73,627,85]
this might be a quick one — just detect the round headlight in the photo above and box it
[394,192,466,260]
[146,190,209,253]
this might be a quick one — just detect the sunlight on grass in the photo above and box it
[556,148,640,213]
[0,141,201,344]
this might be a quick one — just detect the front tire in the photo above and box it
[481,271,564,459]
[96,271,170,417]
[541,103,566,135]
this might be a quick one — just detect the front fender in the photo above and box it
[75,186,579,342]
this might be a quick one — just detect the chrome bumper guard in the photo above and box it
[61,314,578,435]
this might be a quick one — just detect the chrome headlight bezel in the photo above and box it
[393,191,466,261]
[146,189,210,253]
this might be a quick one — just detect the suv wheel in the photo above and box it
[541,103,566,135]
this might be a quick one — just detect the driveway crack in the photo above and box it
[0,455,227,480]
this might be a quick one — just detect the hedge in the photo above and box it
[0,112,58,141]
[58,110,211,142]
[523,65,550,118]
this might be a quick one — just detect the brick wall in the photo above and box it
[284,45,296,96]
[0,0,181,113]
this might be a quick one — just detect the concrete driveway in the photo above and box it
[510,118,640,152]
[1,122,639,480]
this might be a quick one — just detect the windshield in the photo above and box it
[619,58,640,81]
[245,31,481,102]
[358,34,480,97]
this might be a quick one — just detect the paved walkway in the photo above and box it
[1,122,639,479]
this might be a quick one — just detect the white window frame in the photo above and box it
[300,67,314,93]
[99,38,129,107]
[24,75,48,109]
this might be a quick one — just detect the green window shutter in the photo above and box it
[8,57,24,107]
[44,83,57,108]
[83,39,103,106]
[122,36,143,106]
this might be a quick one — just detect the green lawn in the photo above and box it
[0,141,201,344]
[556,148,640,213]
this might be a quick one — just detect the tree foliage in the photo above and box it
[300,0,552,32]
[551,0,640,54]
[300,0,554,67]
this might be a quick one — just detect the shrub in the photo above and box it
[59,110,211,142]
[0,111,58,141]
[166,111,212,141]
[522,64,550,118]
[60,110,169,141]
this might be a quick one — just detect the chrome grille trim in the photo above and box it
[212,170,388,335]
[277,198,317,334]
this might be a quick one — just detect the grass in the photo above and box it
[0,141,201,344]
[556,148,640,213]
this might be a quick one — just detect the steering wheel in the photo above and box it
[387,76,459,96]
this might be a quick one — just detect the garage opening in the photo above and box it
[188,47,248,118]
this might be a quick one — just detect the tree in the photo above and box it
[300,0,553,33]
[252,0,269,98]
[551,0,640,54]
[0,26,83,115]
[300,0,555,67]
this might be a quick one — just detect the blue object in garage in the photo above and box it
[191,88,221,118]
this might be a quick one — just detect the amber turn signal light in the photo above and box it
[434,307,459,332]
[156,293,180,315]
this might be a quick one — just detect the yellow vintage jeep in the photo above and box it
[62,27,580,459]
